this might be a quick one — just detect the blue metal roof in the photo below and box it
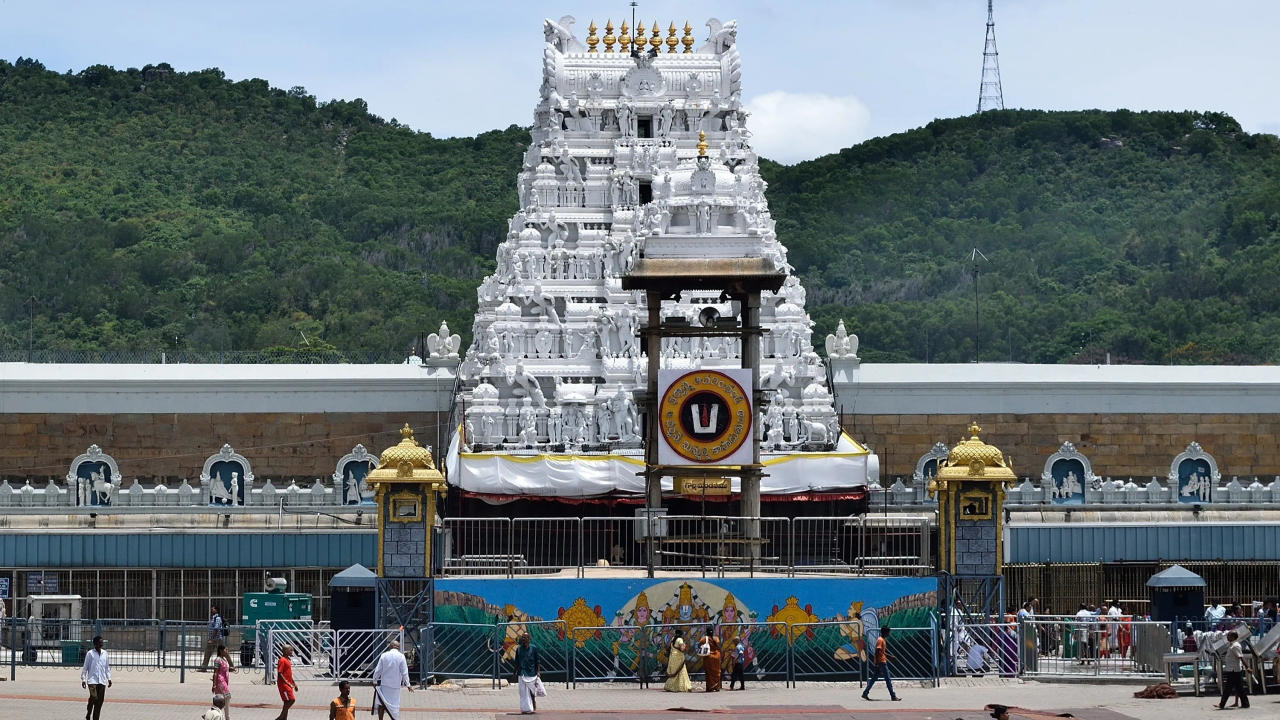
[0,531,376,568]
[1008,523,1280,564]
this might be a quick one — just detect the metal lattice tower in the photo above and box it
[977,0,1004,113]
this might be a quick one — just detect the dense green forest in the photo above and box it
[2,58,1278,363]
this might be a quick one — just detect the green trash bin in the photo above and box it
[61,640,84,665]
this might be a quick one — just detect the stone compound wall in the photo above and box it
[0,411,447,482]
[843,413,1280,480]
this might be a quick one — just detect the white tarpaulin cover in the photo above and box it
[446,431,874,498]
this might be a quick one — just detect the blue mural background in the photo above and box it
[435,576,935,625]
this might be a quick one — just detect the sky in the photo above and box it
[3,1,1278,164]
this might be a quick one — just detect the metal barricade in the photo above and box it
[1019,616,1171,678]
[421,622,500,685]
[570,625,657,685]
[581,517,646,572]
[650,516,788,576]
[442,518,513,576]
[511,518,581,575]
[791,620,938,684]
[265,623,401,683]
[953,621,1021,677]
[496,620,569,685]
[791,517,860,574]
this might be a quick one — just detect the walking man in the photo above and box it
[81,635,111,720]
[201,604,226,671]
[372,638,412,720]
[1217,631,1250,710]
[274,645,297,720]
[861,627,901,702]
[515,632,542,714]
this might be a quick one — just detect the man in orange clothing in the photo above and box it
[329,680,356,720]
[274,645,298,720]
[861,627,901,702]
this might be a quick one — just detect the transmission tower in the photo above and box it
[977,0,1004,113]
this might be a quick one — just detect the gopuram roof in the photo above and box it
[446,16,875,499]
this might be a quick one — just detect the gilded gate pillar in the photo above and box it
[931,423,1016,576]
[367,424,448,578]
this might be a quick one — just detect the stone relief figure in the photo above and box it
[695,202,714,235]
[521,282,562,326]
[427,321,462,359]
[617,102,636,139]
[566,92,586,131]
[559,149,583,186]
[701,18,739,54]
[824,320,859,359]
[596,396,616,441]
[657,101,675,139]
[543,15,586,53]
[547,110,565,142]
[547,406,563,445]
[614,387,639,442]
[506,361,547,407]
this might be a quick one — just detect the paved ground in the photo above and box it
[0,667,1269,719]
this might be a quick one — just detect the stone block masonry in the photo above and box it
[843,412,1280,480]
[0,411,446,482]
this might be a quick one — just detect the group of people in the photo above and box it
[661,633,747,693]
[1071,600,1132,663]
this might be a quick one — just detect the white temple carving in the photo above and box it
[451,17,860,495]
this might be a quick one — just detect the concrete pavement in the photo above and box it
[0,666,1264,719]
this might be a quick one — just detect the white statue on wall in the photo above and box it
[825,320,858,359]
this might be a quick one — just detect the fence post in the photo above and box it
[180,626,186,684]
[507,519,515,579]
[931,614,940,688]
[577,518,585,579]
[8,619,15,680]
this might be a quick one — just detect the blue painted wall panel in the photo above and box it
[0,532,376,568]
[1010,524,1280,564]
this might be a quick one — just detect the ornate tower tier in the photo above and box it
[451,17,865,498]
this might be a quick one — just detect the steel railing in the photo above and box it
[441,515,933,578]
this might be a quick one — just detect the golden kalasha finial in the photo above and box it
[968,422,982,439]
[682,21,695,53]
[697,131,708,157]
[650,20,662,52]
[586,20,599,52]
[666,22,679,53]
[603,20,616,53]
[634,21,644,52]
[619,20,630,54]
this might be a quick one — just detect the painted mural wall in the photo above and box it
[434,576,937,681]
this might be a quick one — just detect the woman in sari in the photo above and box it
[664,637,692,692]
[702,636,722,692]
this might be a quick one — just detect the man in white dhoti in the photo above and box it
[514,632,542,714]
[371,639,412,720]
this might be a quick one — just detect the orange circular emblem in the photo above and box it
[659,370,752,463]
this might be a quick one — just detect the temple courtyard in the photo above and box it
[0,667,1260,719]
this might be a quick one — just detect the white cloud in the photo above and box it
[744,91,873,164]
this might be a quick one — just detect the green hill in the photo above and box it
[2,58,1278,363]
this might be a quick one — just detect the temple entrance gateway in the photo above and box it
[446,14,876,510]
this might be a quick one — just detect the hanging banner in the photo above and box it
[657,369,754,466]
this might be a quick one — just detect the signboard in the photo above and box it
[657,369,753,466]
[27,571,58,595]
[0,576,9,599]
[674,476,733,496]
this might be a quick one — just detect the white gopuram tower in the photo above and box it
[450,17,875,499]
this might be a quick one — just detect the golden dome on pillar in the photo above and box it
[935,423,1017,483]
[367,424,446,486]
